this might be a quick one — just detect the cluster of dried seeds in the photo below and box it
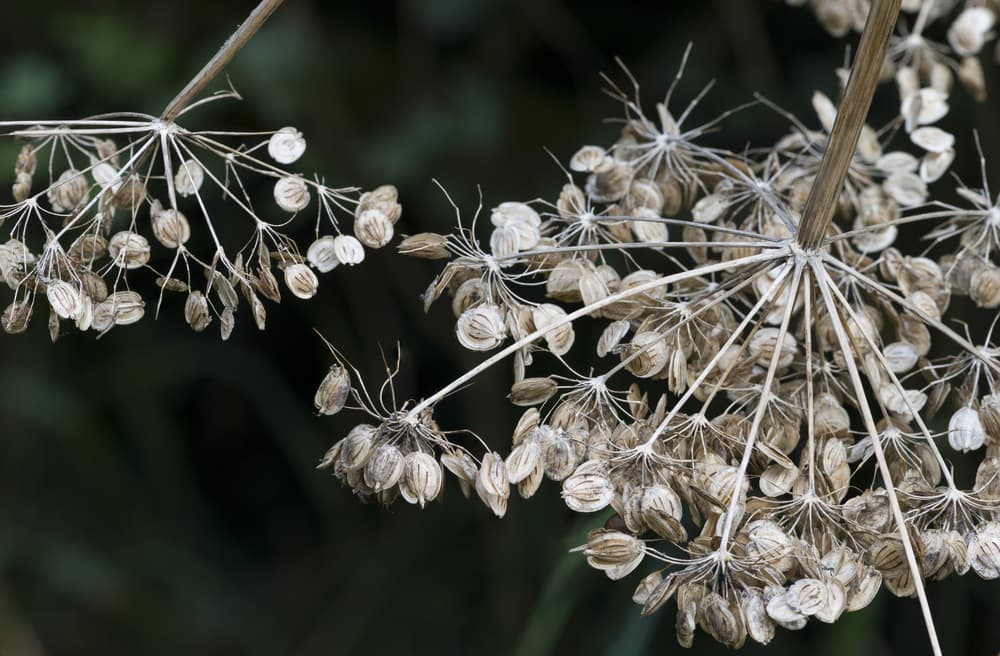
[6,0,1000,653]
[1,108,399,339]
[314,4,1000,652]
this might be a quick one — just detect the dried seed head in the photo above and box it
[948,406,986,453]
[108,231,151,269]
[641,484,686,541]
[882,341,919,373]
[505,440,542,484]
[969,266,1000,308]
[968,522,1000,579]
[509,377,558,406]
[490,202,542,251]
[561,463,614,512]
[273,175,311,213]
[268,127,307,164]
[582,529,645,580]
[948,7,996,57]
[69,234,108,264]
[94,291,145,330]
[959,55,987,102]
[357,185,401,224]
[978,394,1000,438]
[456,304,506,351]
[333,235,365,265]
[569,145,614,173]
[184,291,212,332]
[399,451,443,507]
[174,159,204,197]
[12,172,31,202]
[490,224,520,259]
[398,232,450,259]
[475,451,510,517]
[306,236,339,273]
[364,443,405,492]
[284,263,319,300]
[339,424,376,471]
[151,206,192,249]
[45,280,83,319]
[47,168,89,212]
[700,592,746,649]
[16,144,36,176]
[440,449,478,497]
[354,209,394,248]
[910,126,955,154]
[1,300,31,334]
[315,364,351,415]
[532,303,575,356]
[741,589,775,645]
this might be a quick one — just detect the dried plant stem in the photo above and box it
[795,0,900,250]
[160,0,284,123]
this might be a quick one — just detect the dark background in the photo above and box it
[0,1,998,654]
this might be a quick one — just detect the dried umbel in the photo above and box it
[1,1,399,341]
[309,3,1000,654]
[7,0,1000,653]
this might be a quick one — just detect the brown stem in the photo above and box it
[160,0,285,122]
[795,0,900,251]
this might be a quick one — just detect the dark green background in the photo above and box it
[0,1,998,654]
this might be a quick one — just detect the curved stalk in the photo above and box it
[160,0,284,123]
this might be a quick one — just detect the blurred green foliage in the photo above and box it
[0,1,999,654]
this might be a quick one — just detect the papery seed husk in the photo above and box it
[354,209,394,249]
[100,291,145,326]
[273,176,311,212]
[152,208,191,248]
[268,127,306,164]
[561,465,614,512]
[2,300,31,334]
[45,280,82,319]
[505,440,541,484]
[48,169,89,213]
[184,291,211,332]
[398,232,450,259]
[399,451,443,507]
[340,424,376,471]
[968,522,1000,579]
[364,443,405,492]
[108,231,150,269]
[315,364,351,415]
[284,263,319,300]
[509,377,557,406]
[174,159,204,197]
[475,452,509,517]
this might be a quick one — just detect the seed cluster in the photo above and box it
[5,0,1000,652]
[1,108,400,339]
[318,5,1000,650]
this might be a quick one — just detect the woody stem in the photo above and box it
[794,0,900,251]
[160,0,284,122]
